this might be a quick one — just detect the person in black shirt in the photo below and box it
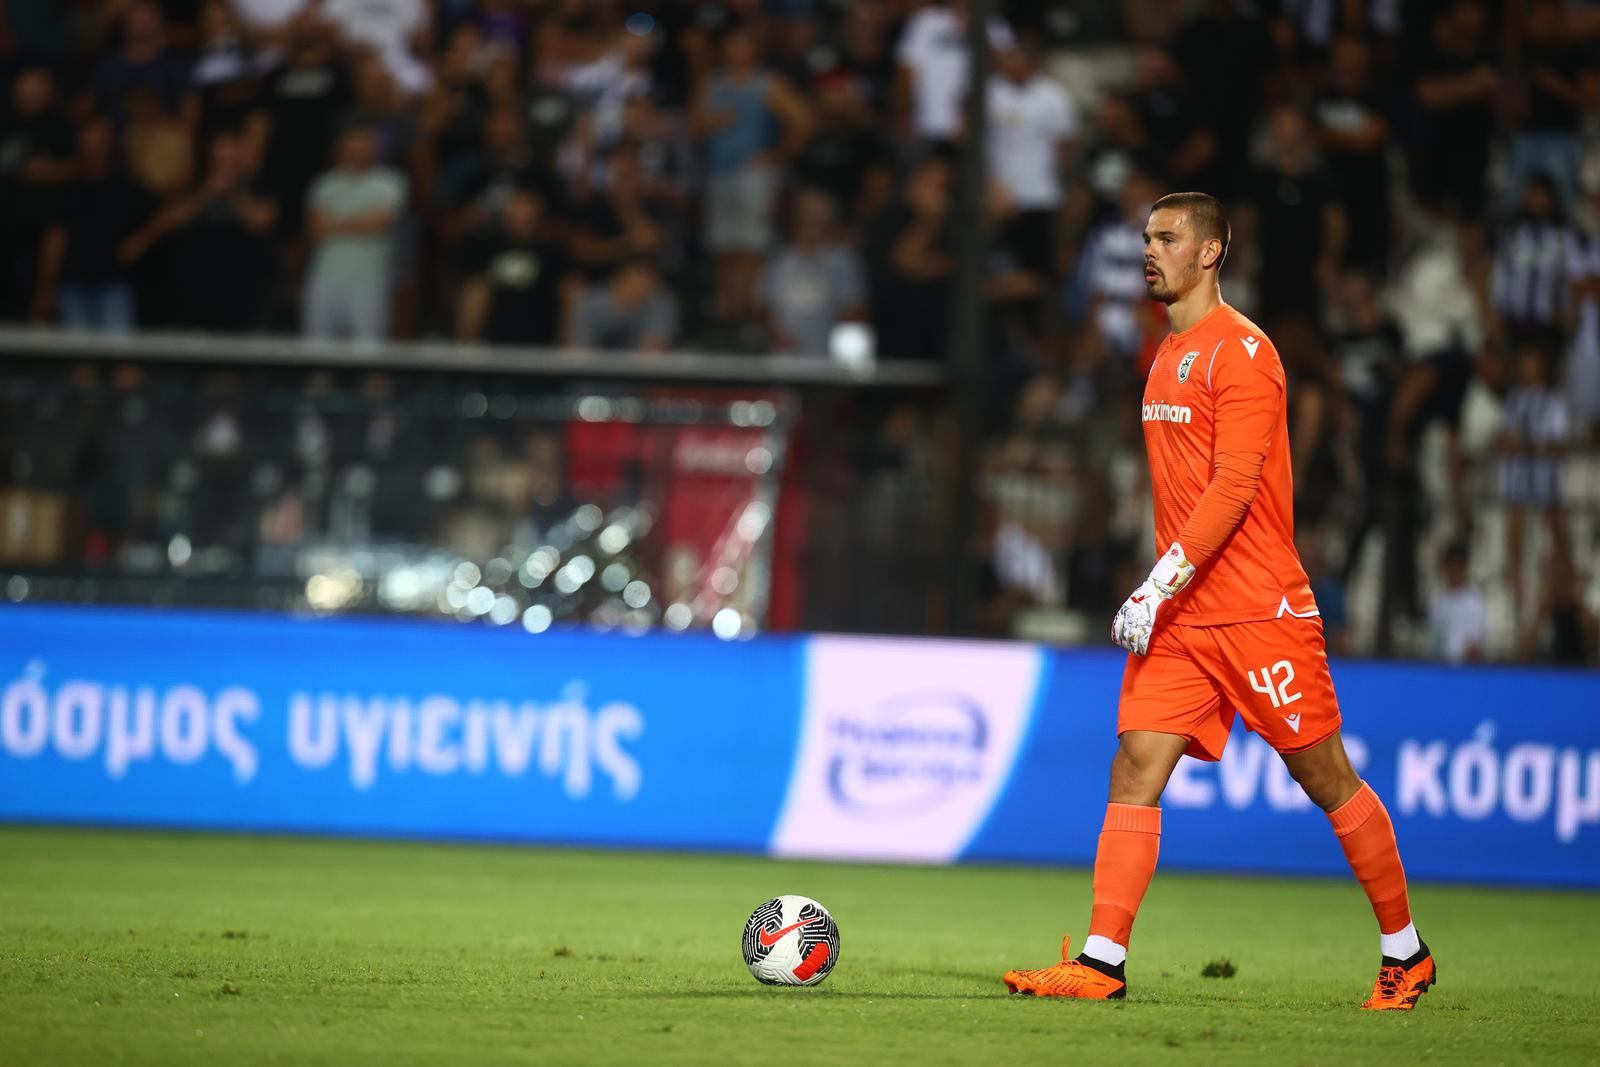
[123,131,278,331]
[570,148,679,283]
[1244,105,1345,326]
[1412,0,1497,220]
[456,187,574,346]
[1315,35,1395,273]
[33,119,155,330]
[1128,45,1217,195]
[0,66,74,320]
[189,0,268,159]
[1329,270,1407,587]
[832,1,898,122]
[794,68,894,232]
[260,18,351,235]
[865,153,955,362]
[1507,0,1594,213]
[1174,0,1273,202]
[90,2,193,124]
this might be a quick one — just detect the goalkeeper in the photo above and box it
[1002,192,1434,1011]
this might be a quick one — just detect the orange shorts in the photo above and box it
[1118,615,1341,761]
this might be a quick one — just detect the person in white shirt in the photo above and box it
[986,42,1078,278]
[894,0,1013,145]
[302,126,406,341]
[1428,541,1488,664]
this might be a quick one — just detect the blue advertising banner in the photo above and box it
[964,653,1600,888]
[2,606,1597,888]
[0,606,804,852]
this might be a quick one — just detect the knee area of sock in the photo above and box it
[1327,781,1385,835]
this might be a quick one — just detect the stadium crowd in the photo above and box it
[0,0,1597,662]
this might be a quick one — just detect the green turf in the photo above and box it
[1,827,1597,1066]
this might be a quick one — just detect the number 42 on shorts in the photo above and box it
[1247,660,1303,709]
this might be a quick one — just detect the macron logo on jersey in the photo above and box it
[1142,401,1192,424]
[1241,335,1261,359]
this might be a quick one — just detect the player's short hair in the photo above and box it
[1151,191,1230,269]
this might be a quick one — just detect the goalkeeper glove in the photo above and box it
[1111,542,1196,656]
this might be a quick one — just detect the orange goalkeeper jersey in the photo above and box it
[1140,303,1316,626]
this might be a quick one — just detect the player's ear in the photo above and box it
[1201,238,1222,271]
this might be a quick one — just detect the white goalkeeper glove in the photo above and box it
[1112,542,1197,656]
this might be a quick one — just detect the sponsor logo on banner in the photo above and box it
[769,636,1041,863]
[826,690,987,815]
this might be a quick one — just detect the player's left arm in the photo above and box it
[1174,340,1281,563]
[1112,338,1279,654]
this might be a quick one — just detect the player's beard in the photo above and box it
[1145,260,1192,304]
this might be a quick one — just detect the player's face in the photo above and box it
[1142,207,1201,304]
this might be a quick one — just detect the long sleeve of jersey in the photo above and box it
[1173,339,1282,568]
[1176,449,1266,566]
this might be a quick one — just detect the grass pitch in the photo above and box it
[1,827,1597,1066]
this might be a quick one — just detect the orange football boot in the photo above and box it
[1361,942,1436,1011]
[1003,937,1127,999]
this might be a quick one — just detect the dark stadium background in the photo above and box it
[0,0,1594,664]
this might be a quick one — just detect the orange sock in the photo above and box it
[1328,782,1412,934]
[1087,803,1162,954]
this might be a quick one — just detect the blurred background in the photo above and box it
[0,0,1597,665]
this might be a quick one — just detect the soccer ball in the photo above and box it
[741,895,841,986]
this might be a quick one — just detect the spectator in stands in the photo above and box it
[610,93,692,201]
[1329,270,1406,584]
[1173,0,1273,202]
[1429,540,1489,664]
[1299,524,1350,656]
[1413,0,1497,220]
[1075,95,1159,229]
[1499,338,1573,623]
[90,2,193,124]
[422,23,497,180]
[346,50,421,172]
[981,374,1071,617]
[691,23,814,326]
[439,104,547,233]
[570,257,677,353]
[301,126,407,341]
[321,0,428,81]
[832,1,897,121]
[794,68,895,232]
[894,0,1014,148]
[757,188,866,357]
[189,0,269,162]
[1569,183,1600,444]
[570,148,678,284]
[1126,45,1216,190]
[260,15,353,235]
[865,152,955,362]
[127,131,278,332]
[1243,104,1345,327]
[985,41,1078,280]
[1508,0,1594,213]
[456,187,574,347]
[1276,315,1339,523]
[1079,170,1162,363]
[1379,210,1486,639]
[1491,172,1579,349]
[1523,550,1597,665]
[33,119,155,331]
[1315,34,1395,273]
[0,66,74,321]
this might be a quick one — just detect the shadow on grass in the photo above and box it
[630,990,991,1001]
